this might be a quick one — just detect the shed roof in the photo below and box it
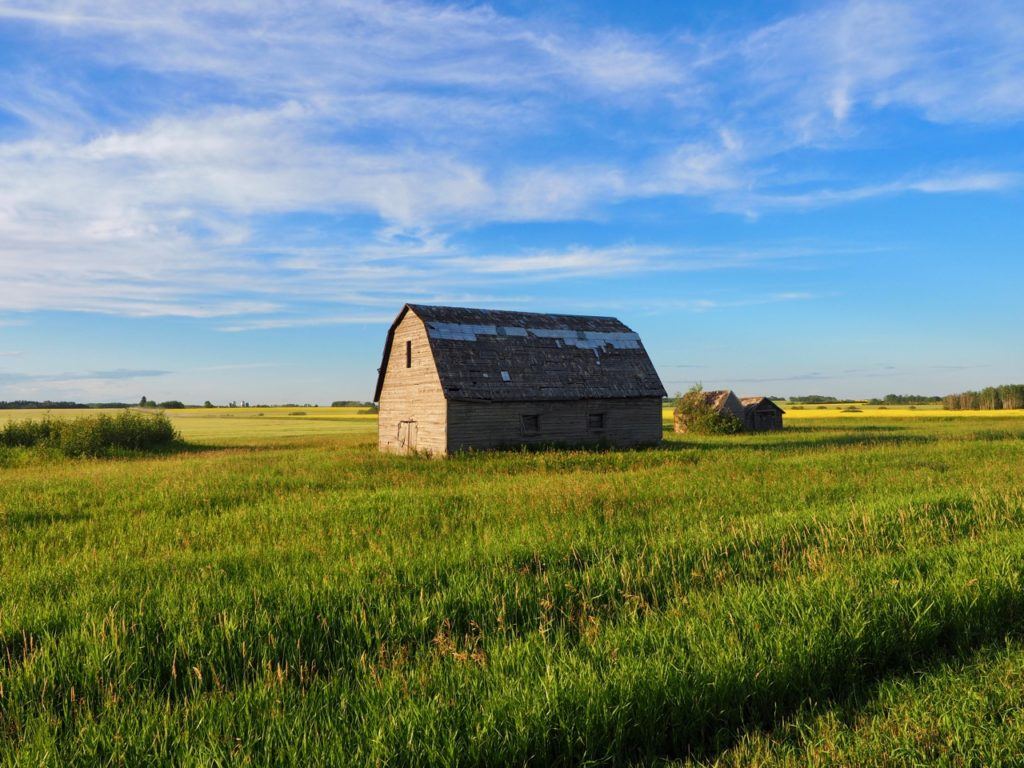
[740,396,786,413]
[374,304,667,402]
[703,390,736,410]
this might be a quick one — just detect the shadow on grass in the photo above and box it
[689,635,1021,767]
[660,426,933,454]
[4,510,92,529]
[441,425,932,465]
[0,440,223,467]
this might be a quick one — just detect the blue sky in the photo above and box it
[0,0,1022,403]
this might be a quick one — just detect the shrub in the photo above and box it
[0,411,178,457]
[0,418,59,447]
[673,385,744,435]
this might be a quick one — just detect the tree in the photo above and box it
[979,387,1002,410]
[203,401,214,408]
[139,396,148,407]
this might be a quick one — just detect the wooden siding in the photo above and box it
[446,397,663,453]
[745,404,784,431]
[377,313,447,455]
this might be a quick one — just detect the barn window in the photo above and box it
[520,414,540,434]
[588,413,606,431]
[405,340,412,368]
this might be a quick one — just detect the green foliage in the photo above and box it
[944,384,1024,410]
[0,400,85,409]
[788,395,841,404]
[867,394,942,405]
[673,384,744,435]
[158,400,186,409]
[0,410,178,456]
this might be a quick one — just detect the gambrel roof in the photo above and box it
[374,304,667,402]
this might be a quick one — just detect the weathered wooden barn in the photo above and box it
[374,304,667,455]
[741,397,785,431]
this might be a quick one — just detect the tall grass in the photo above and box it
[0,416,1023,764]
[0,410,178,456]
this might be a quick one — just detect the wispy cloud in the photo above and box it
[217,314,397,333]
[0,0,1021,325]
[0,368,170,384]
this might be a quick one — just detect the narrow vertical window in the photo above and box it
[405,340,412,368]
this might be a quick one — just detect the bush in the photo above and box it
[0,411,179,457]
[158,400,186,409]
[0,418,59,447]
[673,385,744,435]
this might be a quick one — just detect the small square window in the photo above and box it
[405,340,412,368]
[520,414,540,434]
[588,413,606,430]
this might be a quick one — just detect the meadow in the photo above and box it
[1,406,1024,765]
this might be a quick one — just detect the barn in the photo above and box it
[373,304,667,455]
[741,396,785,431]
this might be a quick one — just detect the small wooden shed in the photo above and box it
[374,304,667,455]
[674,389,745,433]
[740,397,785,431]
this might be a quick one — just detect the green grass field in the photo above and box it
[2,408,1024,765]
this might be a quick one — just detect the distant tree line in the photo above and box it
[0,400,135,409]
[0,400,84,409]
[867,394,942,406]
[788,395,843,404]
[139,397,187,409]
[942,385,1024,410]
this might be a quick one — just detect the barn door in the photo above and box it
[397,420,418,452]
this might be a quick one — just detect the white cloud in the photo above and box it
[0,0,1021,325]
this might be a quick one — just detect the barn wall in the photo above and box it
[377,312,448,455]
[446,397,663,453]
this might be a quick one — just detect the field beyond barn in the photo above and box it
[3,407,1024,765]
